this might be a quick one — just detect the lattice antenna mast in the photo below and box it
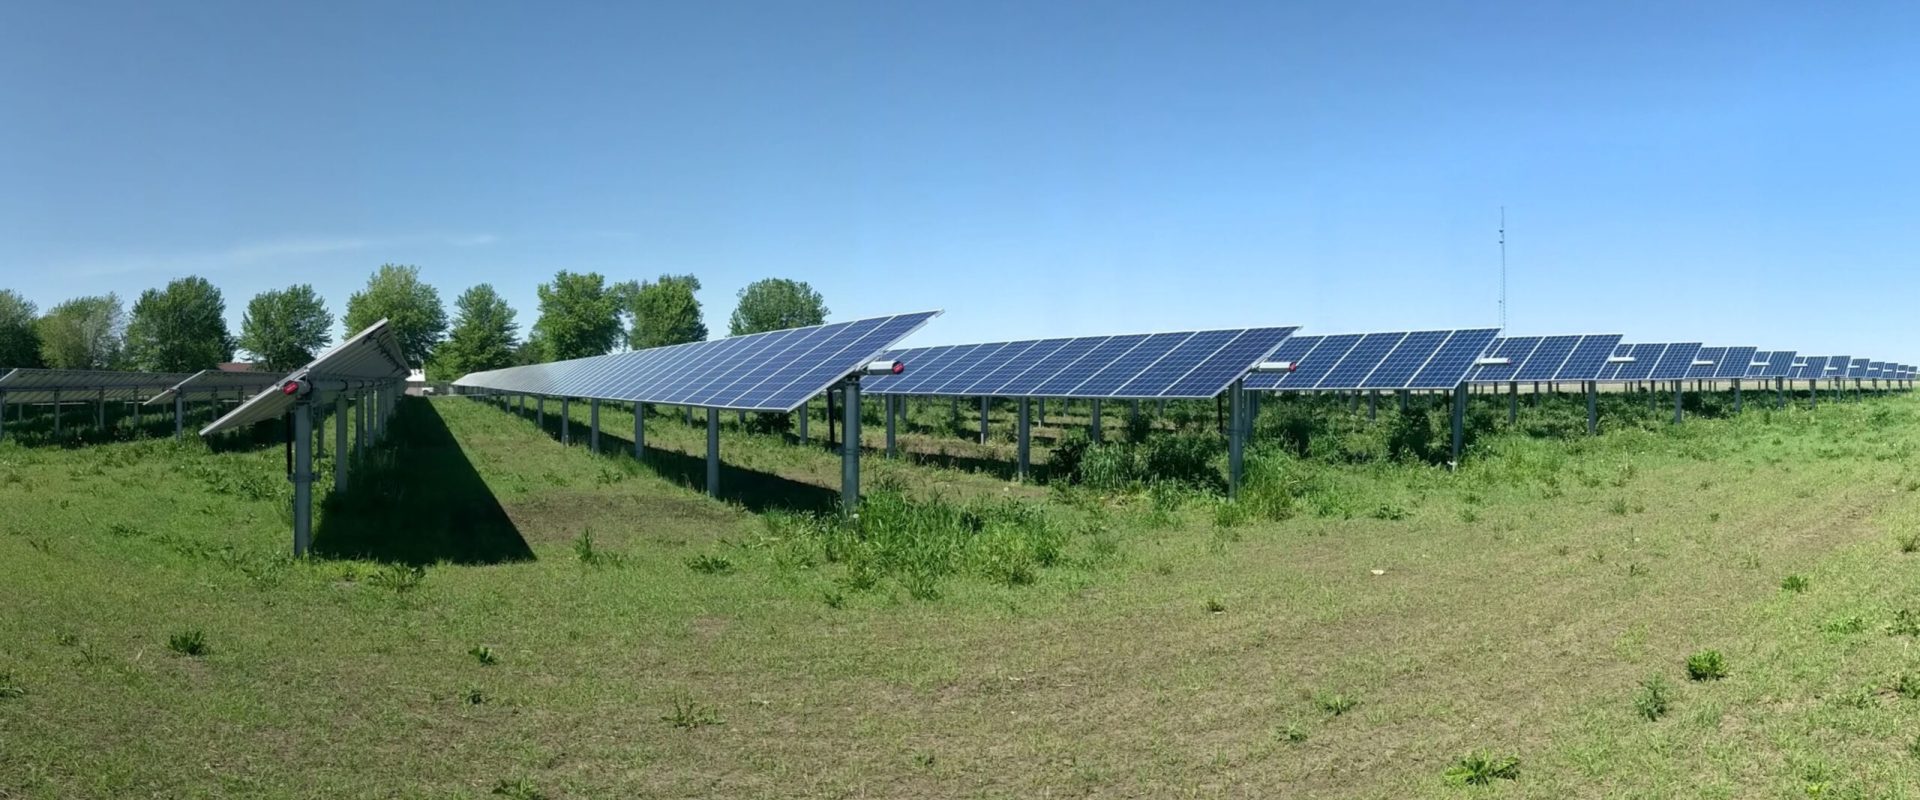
[1498,206,1507,329]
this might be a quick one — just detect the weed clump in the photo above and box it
[574,530,625,567]
[1781,574,1810,593]
[469,646,497,666]
[490,778,548,800]
[1633,675,1671,721]
[167,629,209,657]
[662,695,723,729]
[686,554,734,575]
[1313,691,1358,717]
[1203,597,1226,614]
[1685,650,1728,681]
[1891,608,1920,637]
[0,670,23,699]
[764,489,1070,599]
[1443,752,1520,786]
[369,564,427,592]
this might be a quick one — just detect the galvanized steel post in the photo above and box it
[590,399,601,453]
[841,381,861,513]
[1227,379,1245,499]
[334,393,349,491]
[706,407,719,498]
[292,399,313,557]
[1016,397,1031,480]
[634,402,645,459]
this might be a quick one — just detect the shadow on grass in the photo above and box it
[498,399,841,515]
[314,398,533,565]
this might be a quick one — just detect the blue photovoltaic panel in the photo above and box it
[862,326,1299,399]
[1467,336,1541,383]
[1750,351,1795,379]
[1648,343,1704,380]
[1247,334,1363,390]
[1790,356,1828,380]
[1827,356,1850,377]
[1847,358,1870,379]
[1687,347,1727,380]
[1510,336,1578,381]
[1600,343,1665,382]
[1870,361,1887,379]
[1555,335,1626,381]
[454,311,940,412]
[1246,328,1501,391]
[1713,347,1757,380]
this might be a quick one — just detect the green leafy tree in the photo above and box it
[238,285,333,371]
[531,271,623,361]
[37,294,125,369]
[344,264,447,367]
[0,290,44,368]
[433,284,519,379]
[620,274,707,350]
[124,276,234,372]
[728,278,828,336]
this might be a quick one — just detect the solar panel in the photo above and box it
[1245,328,1500,391]
[457,311,940,412]
[1648,343,1703,380]
[1789,356,1828,380]
[864,326,1298,399]
[0,368,199,404]
[1687,347,1727,380]
[1749,351,1795,379]
[202,319,412,435]
[1466,334,1623,384]
[1712,347,1757,380]
[143,368,282,405]
[1847,358,1870,379]
[1869,361,1887,379]
[1826,355,1850,377]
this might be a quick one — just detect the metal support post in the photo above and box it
[634,402,646,459]
[561,398,571,445]
[798,398,809,443]
[590,399,601,453]
[879,395,893,457]
[1734,379,1742,412]
[979,397,989,444]
[1674,381,1684,424]
[1228,379,1246,498]
[705,408,719,498]
[1586,381,1598,435]
[1016,397,1031,480]
[354,393,366,459]
[1130,399,1140,429]
[1038,398,1046,426]
[53,388,61,438]
[1449,382,1467,470]
[1091,398,1103,442]
[96,388,105,432]
[174,394,185,439]
[334,394,349,491]
[841,381,861,513]
[949,396,959,428]
[1508,381,1518,424]
[1368,390,1377,421]
[1399,390,1409,412]
[291,400,313,556]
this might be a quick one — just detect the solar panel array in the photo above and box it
[203,319,412,435]
[456,311,940,412]
[1242,328,1501,391]
[1466,334,1624,384]
[863,326,1299,399]
[1597,343,1703,382]
[144,368,282,405]
[0,369,198,403]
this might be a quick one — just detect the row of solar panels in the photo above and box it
[0,367,284,404]
[9,314,1904,420]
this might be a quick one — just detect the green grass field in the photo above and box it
[5,388,1920,798]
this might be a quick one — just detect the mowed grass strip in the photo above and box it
[1,392,1918,798]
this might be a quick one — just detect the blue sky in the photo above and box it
[3,1,1918,358]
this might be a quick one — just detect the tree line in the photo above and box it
[0,266,830,380]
